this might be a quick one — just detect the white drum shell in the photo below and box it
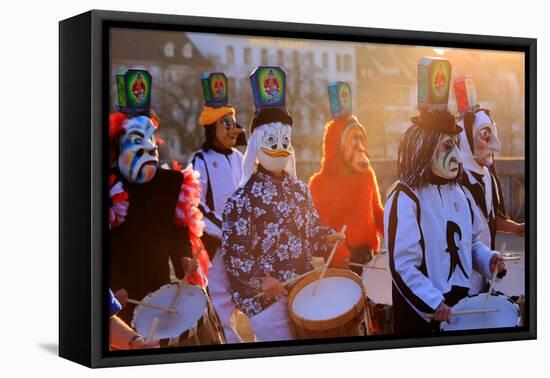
[361,252,392,306]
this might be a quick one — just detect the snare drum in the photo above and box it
[361,252,393,334]
[132,283,226,347]
[288,268,368,339]
[440,293,520,331]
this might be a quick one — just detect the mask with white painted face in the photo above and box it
[430,134,461,179]
[472,111,501,167]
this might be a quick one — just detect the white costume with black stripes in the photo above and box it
[191,147,244,343]
[458,114,505,294]
[384,181,498,331]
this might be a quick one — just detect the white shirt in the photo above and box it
[384,181,497,319]
[191,147,243,239]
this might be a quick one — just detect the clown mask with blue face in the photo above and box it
[256,122,293,173]
[118,116,159,184]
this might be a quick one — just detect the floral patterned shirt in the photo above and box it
[221,168,333,317]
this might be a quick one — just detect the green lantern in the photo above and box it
[116,68,152,116]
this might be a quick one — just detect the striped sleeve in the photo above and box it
[191,154,223,238]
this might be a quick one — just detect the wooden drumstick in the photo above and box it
[170,246,204,310]
[483,267,499,310]
[502,256,521,261]
[313,225,347,296]
[146,317,160,344]
[127,298,178,314]
[253,264,327,300]
[426,308,500,318]
[349,262,386,270]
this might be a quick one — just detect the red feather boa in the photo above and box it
[174,166,210,288]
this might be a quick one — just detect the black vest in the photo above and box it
[109,169,191,322]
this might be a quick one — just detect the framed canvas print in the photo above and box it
[59,9,536,368]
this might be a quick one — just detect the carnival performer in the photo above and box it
[384,58,506,333]
[108,69,209,323]
[453,76,524,294]
[191,72,246,343]
[221,66,345,342]
[309,82,384,275]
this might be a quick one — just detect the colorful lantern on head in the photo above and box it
[417,57,452,112]
[115,68,152,117]
[201,72,229,108]
[454,75,479,113]
[248,66,292,132]
[328,81,352,119]
[250,66,286,109]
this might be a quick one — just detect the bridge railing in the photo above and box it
[296,157,525,222]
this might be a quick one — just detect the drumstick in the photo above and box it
[483,267,499,310]
[127,298,178,314]
[313,225,347,296]
[502,256,521,261]
[146,317,160,344]
[253,264,327,300]
[170,246,204,309]
[426,308,500,318]
[182,246,203,283]
[349,262,386,270]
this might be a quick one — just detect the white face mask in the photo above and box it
[256,122,293,174]
[118,116,159,184]
[472,112,501,167]
[430,134,461,179]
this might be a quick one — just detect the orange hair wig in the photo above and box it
[309,116,384,265]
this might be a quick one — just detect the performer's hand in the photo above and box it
[261,273,287,299]
[490,254,506,274]
[182,257,198,275]
[325,231,346,248]
[114,288,128,308]
[433,302,452,323]
[129,335,160,349]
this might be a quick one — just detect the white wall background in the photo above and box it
[0,0,546,376]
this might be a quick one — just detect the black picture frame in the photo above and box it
[59,9,537,368]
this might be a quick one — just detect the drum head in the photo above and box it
[291,276,363,321]
[361,252,392,306]
[440,294,520,331]
[132,284,207,340]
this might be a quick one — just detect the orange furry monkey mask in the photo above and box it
[309,115,384,266]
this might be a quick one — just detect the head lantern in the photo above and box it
[398,57,462,186]
[110,68,160,184]
[454,76,501,169]
[240,66,296,186]
[327,81,370,173]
